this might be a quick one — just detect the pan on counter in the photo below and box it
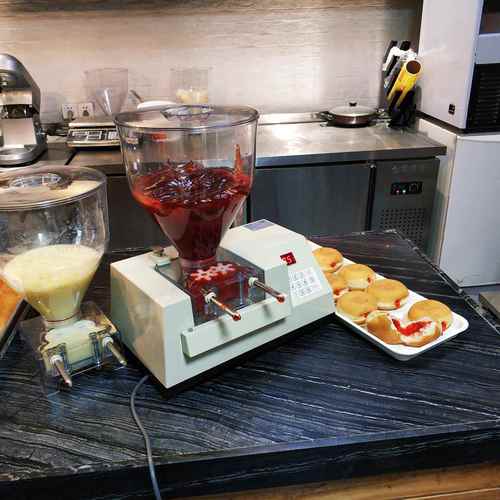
[319,102,378,127]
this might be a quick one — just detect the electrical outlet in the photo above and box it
[62,103,78,120]
[78,102,94,118]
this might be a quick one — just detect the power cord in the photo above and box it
[130,374,163,500]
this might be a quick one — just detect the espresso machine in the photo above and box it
[0,54,47,166]
[111,105,335,389]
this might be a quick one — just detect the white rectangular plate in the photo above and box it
[309,242,469,361]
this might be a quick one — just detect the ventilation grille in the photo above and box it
[467,64,500,132]
[377,208,426,248]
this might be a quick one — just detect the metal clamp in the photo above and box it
[249,277,286,303]
[46,345,72,387]
[203,290,241,321]
[102,335,127,366]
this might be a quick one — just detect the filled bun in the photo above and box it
[366,312,442,348]
[408,300,453,331]
[337,291,377,324]
[366,311,401,344]
[338,264,376,290]
[394,317,442,347]
[313,247,343,272]
[325,273,349,300]
[366,279,409,310]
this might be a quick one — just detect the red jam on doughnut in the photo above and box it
[392,318,431,336]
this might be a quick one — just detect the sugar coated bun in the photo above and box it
[396,317,441,347]
[338,264,376,290]
[337,291,377,324]
[408,300,453,331]
[313,247,343,272]
[366,311,401,344]
[325,273,349,300]
[366,279,409,310]
[0,279,21,330]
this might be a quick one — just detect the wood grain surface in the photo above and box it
[183,462,500,499]
[0,231,498,500]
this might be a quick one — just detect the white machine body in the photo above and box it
[111,222,334,388]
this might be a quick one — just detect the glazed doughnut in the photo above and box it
[338,263,376,290]
[408,300,453,331]
[366,279,409,310]
[336,291,377,324]
[313,247,343,273]
[325,273,349,301]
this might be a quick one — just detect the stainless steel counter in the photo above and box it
[67,116,446,173]
[257,121,446,166]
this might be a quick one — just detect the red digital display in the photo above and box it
[280,252,296,266]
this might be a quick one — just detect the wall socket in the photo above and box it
[78,102,94,118]
[62,102,95,120]
[62,103,78,120]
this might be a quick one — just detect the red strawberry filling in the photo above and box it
[392,318,431,336]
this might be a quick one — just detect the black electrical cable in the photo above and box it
[130,375,162,500]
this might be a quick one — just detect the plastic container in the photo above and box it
[0,165,109,327]
[85,68,129,116]
[170,67,210,104]
[115,104,259,272]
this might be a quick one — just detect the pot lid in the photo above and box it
[114,104,259,131]
[0,165,106,211]
[329,102,376,118]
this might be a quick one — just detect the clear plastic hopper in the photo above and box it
[115,105,286,322]
[0,166,125,388]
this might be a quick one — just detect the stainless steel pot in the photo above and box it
[319,102,377,127]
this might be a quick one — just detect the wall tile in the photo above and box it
[0,0,422,120]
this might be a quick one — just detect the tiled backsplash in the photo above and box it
[0,0,422,121]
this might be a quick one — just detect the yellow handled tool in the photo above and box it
[387,59,422,109]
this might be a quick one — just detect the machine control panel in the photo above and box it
[390,181,422,196]
[289,267,322,299]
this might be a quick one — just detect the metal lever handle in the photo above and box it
[203,291,241,321]
[102,336,127,366]
[50,354,72,387]
[249,278,286,303]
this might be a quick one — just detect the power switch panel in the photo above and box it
[391,181,422,196]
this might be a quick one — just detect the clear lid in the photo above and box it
[0,165,106,211]
[114,104,259,132]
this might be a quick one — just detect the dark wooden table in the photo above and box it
[0,231,499,499]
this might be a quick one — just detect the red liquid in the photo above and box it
[131,161,251,268]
